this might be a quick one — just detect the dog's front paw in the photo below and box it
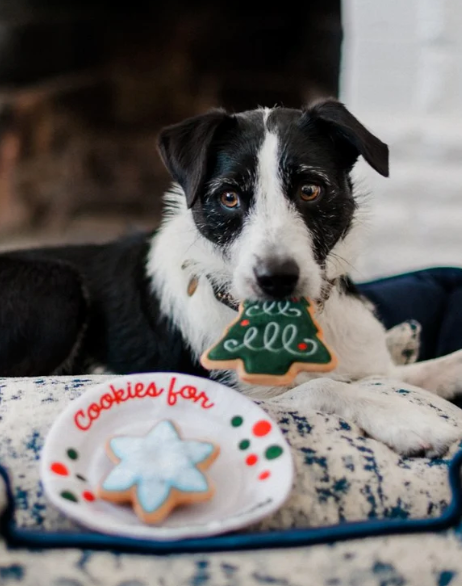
[398,349,462,400]
[359,401,461,457]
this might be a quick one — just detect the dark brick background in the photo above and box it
[0,0,341,246]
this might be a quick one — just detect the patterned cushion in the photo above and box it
[3,375,462,585]
[1,375,462,533]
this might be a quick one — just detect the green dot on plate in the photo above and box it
[67,448,79,460]
[231,416,243,427]
[60,490,78,502]
[265,445,283,460]
[239,439,250,450]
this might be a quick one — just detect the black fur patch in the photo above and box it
[0,234,208,377]
[268,107,358,263]
[190,110,265,249]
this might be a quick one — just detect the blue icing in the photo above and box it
[102,420,215,513]
[137,480,171,513]
[102,465,139,492]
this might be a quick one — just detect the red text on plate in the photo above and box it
[73,376,215,431]
[166,377,215,409]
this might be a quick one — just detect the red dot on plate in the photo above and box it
[246,454,258,466]
[241,319,250,326]
[51,462,69,476]
[253,420,272,437]
[259,470,271,480]
[298,342,308,350]
[82,491,95,502]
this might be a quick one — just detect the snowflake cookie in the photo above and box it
[97,420,220,524]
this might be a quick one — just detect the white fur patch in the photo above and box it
[147,187,237,362]
[231,126,323,301]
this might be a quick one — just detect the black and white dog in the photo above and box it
[1,99,461,455]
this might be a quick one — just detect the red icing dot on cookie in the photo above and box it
[298,342,308,350]
[241,319,250,326]
[246,454,258,466]
[51,462,69,476]
[259,470,271,480]
[253,420,272,437]
[82,491,95,502]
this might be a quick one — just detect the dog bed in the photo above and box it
[2,268,462,585]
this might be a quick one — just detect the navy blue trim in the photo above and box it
[357,267,462,286]
[2,451,462,554]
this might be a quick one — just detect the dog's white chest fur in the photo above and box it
[316,289,393,381]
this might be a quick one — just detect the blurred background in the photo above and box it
[0,0,460,280]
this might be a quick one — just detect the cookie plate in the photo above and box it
[40,372,294,540]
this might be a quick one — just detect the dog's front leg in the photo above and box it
[269,378,461,457]
[393,350,462,401]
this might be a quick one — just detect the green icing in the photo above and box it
[207,298,333,376]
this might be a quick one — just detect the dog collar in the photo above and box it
[184,267,239,311]
[184,264,335,313]
[211,286,240,311]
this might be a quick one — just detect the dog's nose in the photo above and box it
[254,259,300,298]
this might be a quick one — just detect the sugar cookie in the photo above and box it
[97,420,219,524]
[201,298,337,385]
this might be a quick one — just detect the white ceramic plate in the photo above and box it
[40,372,294,540]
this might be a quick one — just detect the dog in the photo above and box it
[1,99,462,457]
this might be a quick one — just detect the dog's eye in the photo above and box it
[298,184,322,202]
[220,191,240,209]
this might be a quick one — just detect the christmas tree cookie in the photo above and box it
[97,420,219,524]
[201,298,337,386]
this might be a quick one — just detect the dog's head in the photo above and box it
[158,100,388,302]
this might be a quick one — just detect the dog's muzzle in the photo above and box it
[253,259,300,299]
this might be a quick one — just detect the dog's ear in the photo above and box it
[304,99,389,177]
[157,109,232,207]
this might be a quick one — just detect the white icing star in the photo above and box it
[102,421,216,513]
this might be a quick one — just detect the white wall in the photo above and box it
[340,0,462,280]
